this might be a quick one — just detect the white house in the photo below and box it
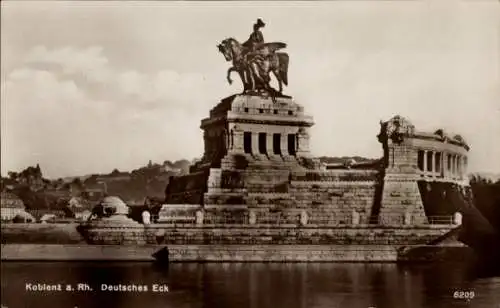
[1,192,34,222]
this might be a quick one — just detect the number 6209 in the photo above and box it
[453,291,475,299]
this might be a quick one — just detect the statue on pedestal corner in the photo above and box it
[217,19,290,100]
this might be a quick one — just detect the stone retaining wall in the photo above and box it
[1,244,471,262]
[2,223,459,252]
[79,223,456,246]
[0,244,398,262]
[1,223,85,244]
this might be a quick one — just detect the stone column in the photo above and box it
[449,154,454,178]
[453,155,457,177]
[460,156,464,179]
[280,132,290,157]
[455,155,458,176]
[296,128,310,156]
[443,153,448,178]
[266,132,275,157]
[423,150,427,174]
[450,154,454,176]
[463,157,468,175]
[450,155,455,178]
[251,131,260,156]
[230,125,244,154]
[441,152,445,176]
[430,151,435,174]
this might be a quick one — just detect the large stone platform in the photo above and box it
[165,94,472,228]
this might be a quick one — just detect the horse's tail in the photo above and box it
[277,52,289,86]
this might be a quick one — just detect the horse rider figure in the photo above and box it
[242,19,268,65]
[217,19,289,96]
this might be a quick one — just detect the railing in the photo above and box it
[157,216,196,224]
[256,212,298,225]
[427,216,455,225]
[204,213,248,225]
[307,216,351,226]
[142,213,458,227]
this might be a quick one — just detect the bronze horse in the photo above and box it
[217,38,289,95]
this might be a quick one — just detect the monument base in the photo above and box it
[166,94,315,207]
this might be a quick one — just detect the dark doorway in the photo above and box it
[258,133,267,154]
[273,133,281,155]
[244,132,252,154]
[426,151,433,172]
[435,152,442,174]
[288,134,296,156]
[417,150,424,171]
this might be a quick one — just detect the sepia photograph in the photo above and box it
[1,1,499,307]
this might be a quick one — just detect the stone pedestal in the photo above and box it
[199,94,314,168]
[454,212,462,225]
[80,196,144,245]
[377,116,428,225]
[166,94,315,208]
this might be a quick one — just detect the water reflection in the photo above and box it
[1,262,499,308]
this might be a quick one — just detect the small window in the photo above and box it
[273,110,278,114]
[288,110,293,115]
[244,108,249,113]
[259,109,263,114]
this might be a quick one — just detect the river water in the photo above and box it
[1,261,499,308]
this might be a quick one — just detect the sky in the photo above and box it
[1,0,499,179]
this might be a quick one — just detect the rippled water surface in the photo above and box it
[1,261,499,308]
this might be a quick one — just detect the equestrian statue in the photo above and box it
[217,19,290,99]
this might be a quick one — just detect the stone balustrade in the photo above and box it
[153,205,455,227]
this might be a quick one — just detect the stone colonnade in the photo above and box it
[417,149,467,179]
[228,128,310,157]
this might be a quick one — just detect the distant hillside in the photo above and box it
[83,159,192,204]
[1,159,194,207]
[317,156,380,164]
